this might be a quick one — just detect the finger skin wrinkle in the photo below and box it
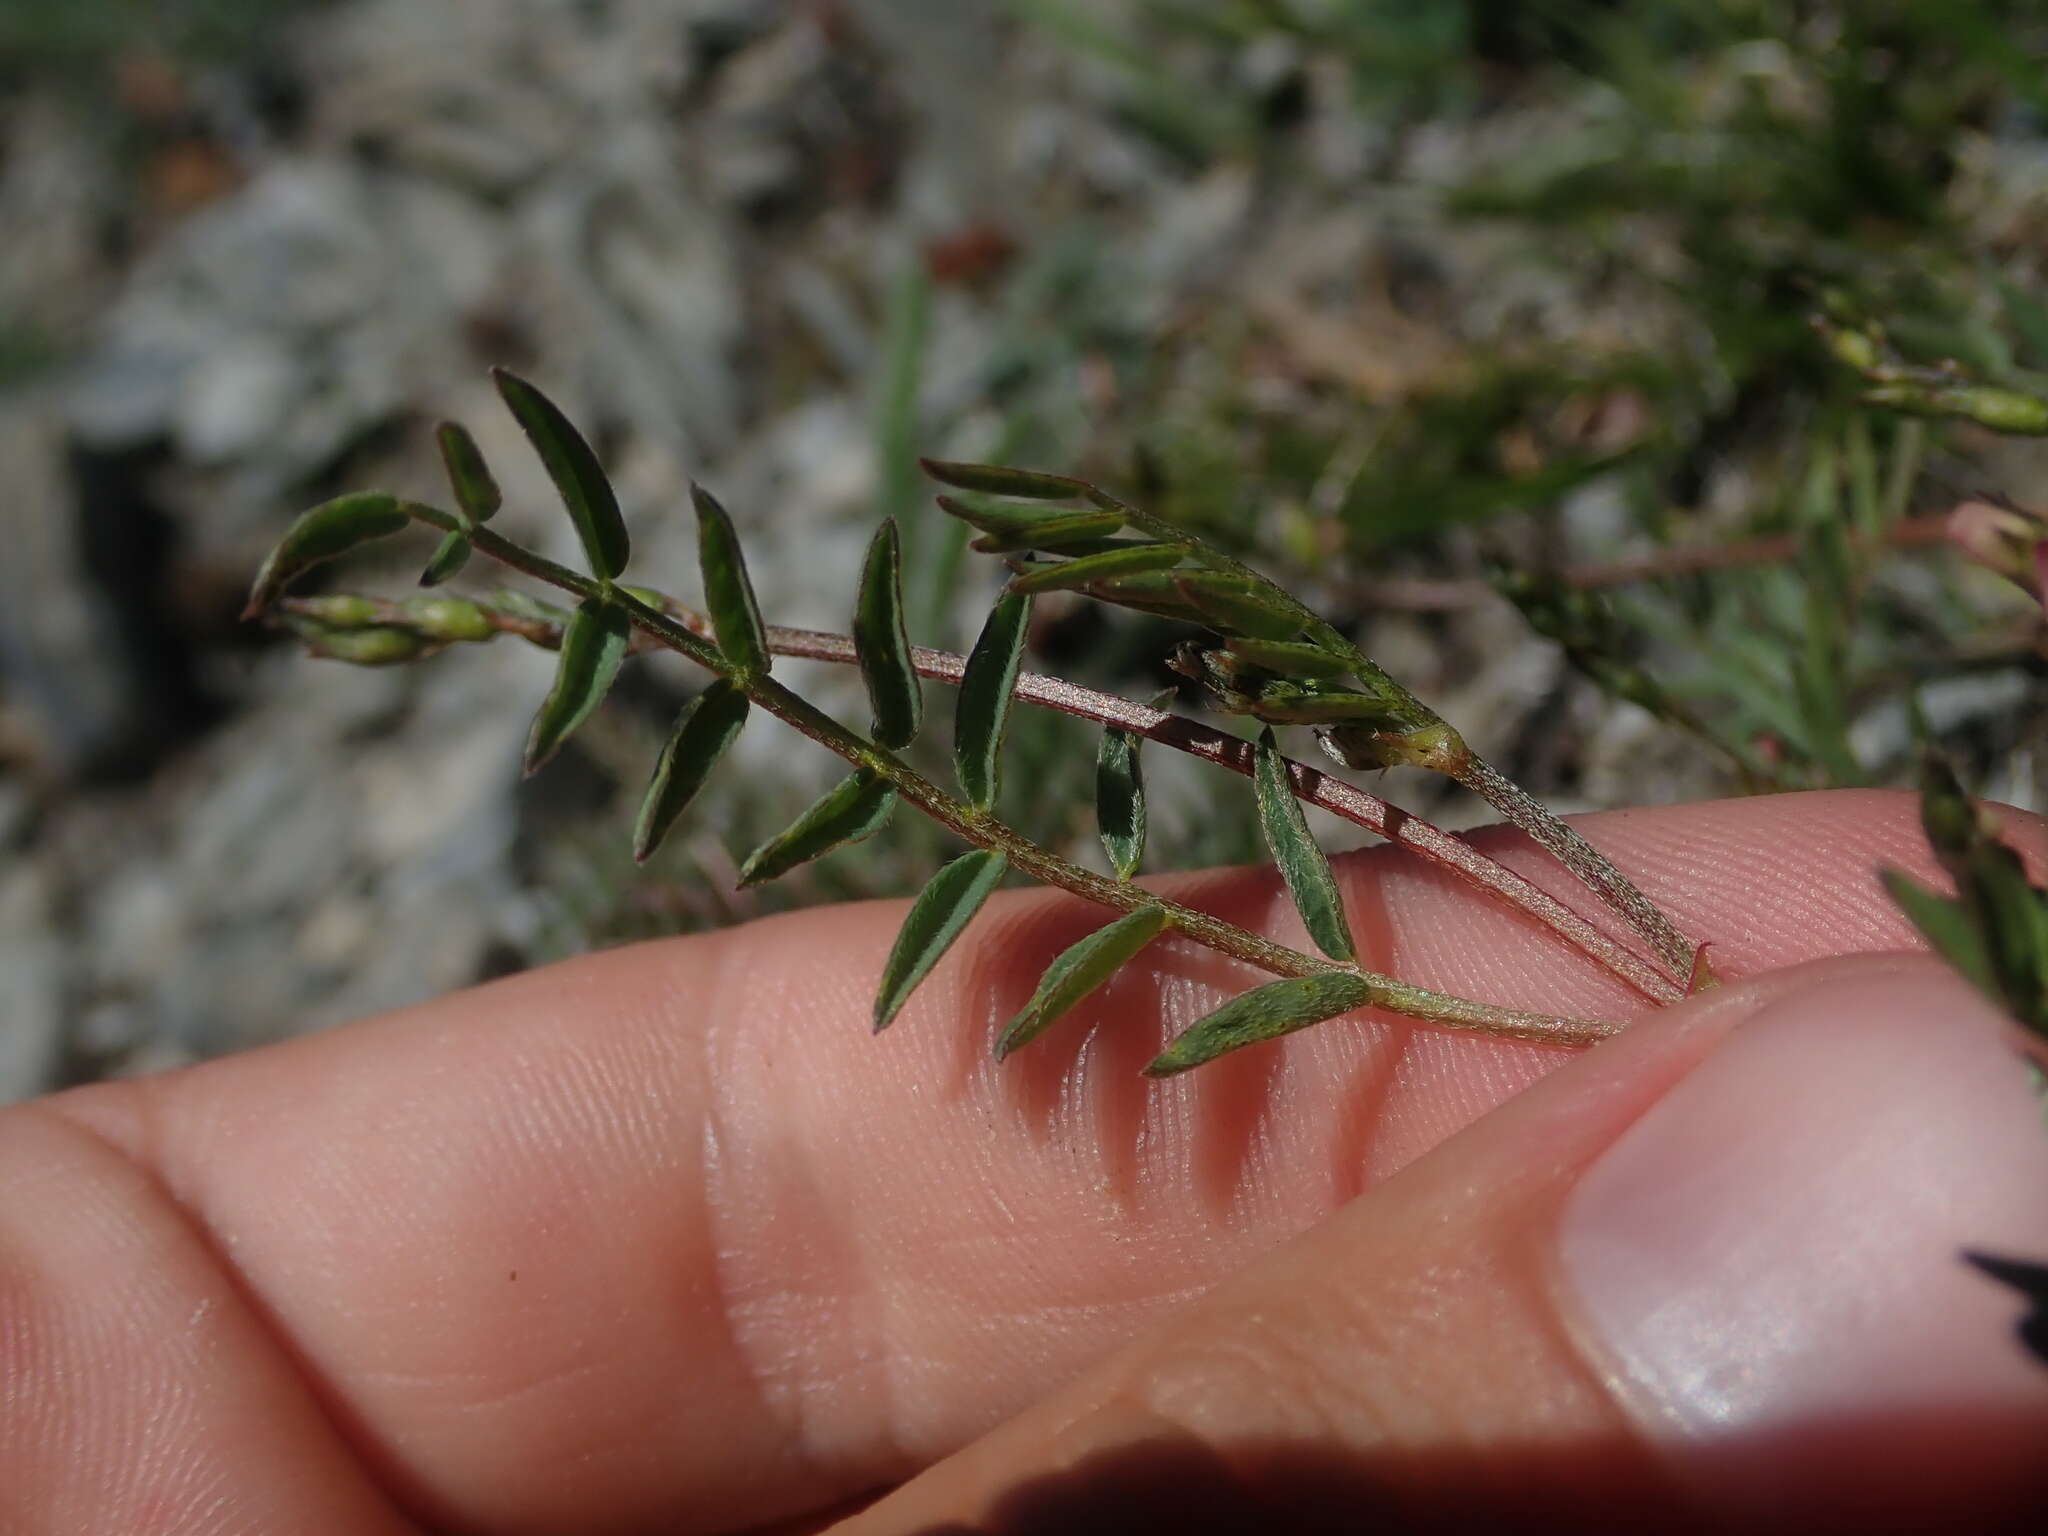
[0,1096,418,1536]
[696,911,921,1491]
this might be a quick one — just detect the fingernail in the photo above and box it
[1558,963,2048,1515]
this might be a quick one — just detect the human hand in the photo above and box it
[5,791,2046,1533]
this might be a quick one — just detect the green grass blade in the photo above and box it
[1145,971,1375,1076]
[632,680,751,864]
[1007,544,1183,595]
[243,491,409,618]
[855,519,922,749]
[955,591,1032,812]
[692,482,769,675]
[995,904,1171,1059]
[492,368,631,580]
[524,596,632,776]
[738,770,898,887]
[873,849,1010,1031]
[1096,726,1146,880]
[1255,728,1355,961]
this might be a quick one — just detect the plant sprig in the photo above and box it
[247,375,1707,1071]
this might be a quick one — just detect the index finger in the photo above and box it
[0,790,1975,1534]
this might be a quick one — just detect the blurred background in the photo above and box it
[4,0,2048,1101]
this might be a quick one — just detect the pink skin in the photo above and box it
[2,790,2042,1534]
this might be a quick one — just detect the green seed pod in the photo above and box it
[397,596,496,643]
[285,617,429,666]
[289,595,384,628]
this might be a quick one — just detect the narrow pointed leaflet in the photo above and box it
[995,905,1171,1059]
[738,770,898,887]
[492,368,631,581]
[1146,972,1375,1076]
[1255,728,1355,961]
[693,482,770,675]
[524,597,633,776]
[955,590,1032,813]
[921,458,1088,501]
[854,519,921,749]
[1096,726,1146,880]
[419,421,502,588]
[244,492,410,618]
[633,680,751,863]
[436,420,503,524]
[872,850,1010,1031]
[1007,544,1183,595]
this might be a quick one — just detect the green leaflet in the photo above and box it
[967,517,1131,555]
[1247,688,1418,728]
[692,483,770,675]
[921,458,1087,501]
[1911,754,2048,1037]
[523,597,632,776]
[738,769,898,887]
[1222,637,1354,680]
[1146,971,1376,1075]
[955,590,1032,813]
[1255,728,1355,961]
[1007,544,1184,595]
[243,492,410,618]
[855,520,921,749]
[633,680,751,864]
[436,421,503,524]
[873,849,1010,1031]
[1881,869,1995,997]
[1082,568,1207,623]
[493,368,631,581]
[418,531,473,588]
[1173,572,1307,642]
[995,904,1171,1059]
[419,421,500,587]
[1096,726,1146,881]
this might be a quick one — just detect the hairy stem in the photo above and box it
[286,590,1680,1002]
[394,502,1623,1046]
[1451,754,1696,981]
